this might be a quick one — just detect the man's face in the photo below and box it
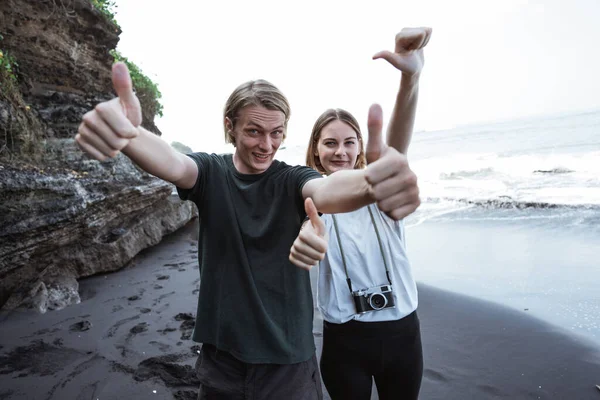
[228,105,286,174]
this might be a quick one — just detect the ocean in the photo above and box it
[407,109,600,230]
[278,109,600,346]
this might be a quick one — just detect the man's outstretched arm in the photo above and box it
[302,104,420,221]
[75,63,198,189]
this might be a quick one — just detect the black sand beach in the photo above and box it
[1,221,599,399]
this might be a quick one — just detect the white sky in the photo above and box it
[112,0,600,153]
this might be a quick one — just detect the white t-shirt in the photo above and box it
[318,205,418,324]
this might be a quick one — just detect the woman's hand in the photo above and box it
[289,198,329,270]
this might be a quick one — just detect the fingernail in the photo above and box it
[113,64,124,79]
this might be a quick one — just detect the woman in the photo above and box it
[289,27,432,400]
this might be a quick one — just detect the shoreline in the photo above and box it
[406,214,600,348]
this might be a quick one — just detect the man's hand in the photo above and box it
[75,62,143,161]
[289,198,329,271]
[365,99,387,165]
[373,27,432,77]
[364,104,420,220]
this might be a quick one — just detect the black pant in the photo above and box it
[196,344,323,400]
[320,311,423,400]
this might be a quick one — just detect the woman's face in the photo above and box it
[316,120,360,175]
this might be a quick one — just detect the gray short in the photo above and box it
[196,344,323,400]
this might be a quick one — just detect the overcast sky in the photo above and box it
[112,0,600,153]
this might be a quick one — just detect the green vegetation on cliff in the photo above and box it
[0,34,38,158]
[91,0,119,27]
[110,50,164,118]
[91,1,164,119]
[90,1,163,120]
[0,38,18,86]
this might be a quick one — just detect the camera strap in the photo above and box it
[331,205,393,294]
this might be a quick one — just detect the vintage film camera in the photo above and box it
[352,284,395,314]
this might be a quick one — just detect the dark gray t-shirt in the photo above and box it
[177,153,322,364]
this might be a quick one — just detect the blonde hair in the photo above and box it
[305,108,366,175]
[223,79,291,145]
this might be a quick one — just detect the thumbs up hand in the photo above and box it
[364,104,421,220]
[75,62,142,161]
[289,198,329,271]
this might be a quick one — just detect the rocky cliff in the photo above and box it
[0,0,197,313]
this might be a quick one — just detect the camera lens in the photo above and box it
[369,293,387,310]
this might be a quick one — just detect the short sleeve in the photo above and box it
[176,152,211,206]
[294,165,322,194]
[287,165,322,218]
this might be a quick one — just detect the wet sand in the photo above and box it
[1,221,599,399]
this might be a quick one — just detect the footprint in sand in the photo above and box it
[179,320,194,340]
[127,287,145,301]
[0,340,83,376]
[130,322,149,334]
[477,384,505,397]
[174,313,195,340]
[157,327,177,335]
[70,321,92,332]
[152,292,176,307]
[164,262,187,269]
[149,341,172,352]
[174,313,194,321]
[27,327,61,337]
[133,354,200,388]
[424,368,448,382]
[105,316,140,338]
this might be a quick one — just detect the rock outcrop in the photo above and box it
[0,0,196,312]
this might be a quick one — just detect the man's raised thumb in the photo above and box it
[305,197,325,237]
[112,63,135,102]
[112,62,142,126]
[366,103,385,164]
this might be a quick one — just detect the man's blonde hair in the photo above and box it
[223,80,291,145]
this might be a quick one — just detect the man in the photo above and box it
[75,35,421,399]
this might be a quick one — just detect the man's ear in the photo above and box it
[225,117,236,145]
[225,117,233,132]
